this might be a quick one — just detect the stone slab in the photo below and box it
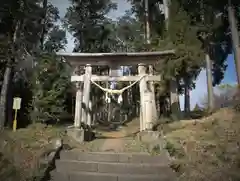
[56,160,173,175]
[51,171,69,181]
[69,171,118,181]
[56,160,98,172]
[61,151,119,162]
[54,171,175,181]
[60,151,170,164]
[97,162,172,175]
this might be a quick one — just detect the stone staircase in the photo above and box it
[50,150,177,181]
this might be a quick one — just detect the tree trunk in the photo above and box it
[170,79,181,118]
[131,84,138,118]
[0,18,20,129]
[206,54,214,112]
[7,70,14,128]
[159,96,168,117]
[0,65,12,129]
[184,76,190,116]
[40,0,48,50]
[228,2,240,85]
[31,0,48,123]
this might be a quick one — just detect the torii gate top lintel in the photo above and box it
[57,50,175,66]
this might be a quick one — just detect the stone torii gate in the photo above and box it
[57,51,175,137]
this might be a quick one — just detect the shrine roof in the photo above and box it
[57,50,175,66]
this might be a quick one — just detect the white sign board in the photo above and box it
[13,97,22,110]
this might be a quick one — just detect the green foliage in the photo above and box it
[130,0,236,96]
[129,0,204,96]
[30,53,70,123]
[178,0,232,86]
[11,0,70,124]
[161,1,204,83]
[116,12,145,52]
[128,0,166,36]
[44,26,67,53]
[64,0,117,52]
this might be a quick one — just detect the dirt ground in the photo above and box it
[68,118,149,153]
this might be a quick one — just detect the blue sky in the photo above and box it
[221,54,237,84]
[179,54,237,110]
[51,0,238,110]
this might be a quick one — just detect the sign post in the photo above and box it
[12,97,21,132]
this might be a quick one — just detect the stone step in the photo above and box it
[51,170,175,181]
[56,160,174,175]
[60,151,170,164]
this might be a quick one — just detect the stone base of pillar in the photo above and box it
[137,130,161,143]
[137,131,167,153]
[67,128,95,143]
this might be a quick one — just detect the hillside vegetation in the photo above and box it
[0,124,67,181]
[164,108,240,181]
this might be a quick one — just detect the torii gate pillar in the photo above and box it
[82,64,92,126]
[138,64,147,131]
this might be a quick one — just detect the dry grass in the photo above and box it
[163,108,240,181]
[0,123,67,181]
[3,110,239,181]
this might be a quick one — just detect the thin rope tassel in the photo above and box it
[105,92,111,103]
[118,94,123,103]
[105,92,108,102]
